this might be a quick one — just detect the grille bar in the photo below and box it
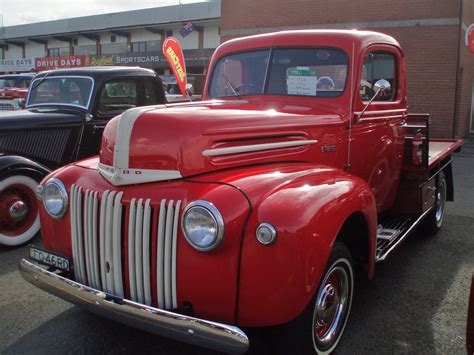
[70,186,180,310]
[112,192,124,297]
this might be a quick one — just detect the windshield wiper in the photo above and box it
[29,71,51,92]
[221,73,239,97]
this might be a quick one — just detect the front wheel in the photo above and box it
[273,243,354,354]
[312,243,354,354]
[0,175,41,246]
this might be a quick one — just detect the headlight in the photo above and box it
[43,178,68,219]
[182,200,224,252]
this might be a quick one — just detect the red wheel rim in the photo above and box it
[0,183,38,237]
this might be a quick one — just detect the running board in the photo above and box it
[376,207,434,262]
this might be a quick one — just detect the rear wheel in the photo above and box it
[0,175,40,246]
[421,171,447,236]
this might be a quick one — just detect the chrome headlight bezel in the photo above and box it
[43,178,68,219]
[181,200,224,252]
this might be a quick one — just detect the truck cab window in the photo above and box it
[360,52,396,101]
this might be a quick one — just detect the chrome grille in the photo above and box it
[70,184,181,309]
[0,103,16,110]
[0,129,71,164]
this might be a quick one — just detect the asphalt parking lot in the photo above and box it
[1,138,473,354]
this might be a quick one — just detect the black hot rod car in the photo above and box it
[0,66,167,246]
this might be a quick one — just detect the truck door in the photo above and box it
[349,46,407,212]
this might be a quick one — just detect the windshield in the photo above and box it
[27,76,94,108]
[209,47,348,98]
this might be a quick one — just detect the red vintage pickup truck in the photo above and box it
[20,30,463,354]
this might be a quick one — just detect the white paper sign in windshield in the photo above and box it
[286,67,317,96]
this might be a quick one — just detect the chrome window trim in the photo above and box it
[26,75,95,110]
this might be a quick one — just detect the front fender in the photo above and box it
[0,155,51,180]
[223,163,376,327]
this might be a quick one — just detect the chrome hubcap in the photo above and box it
[9,200,28,222]
[313,265,350,349]
[435,178,446,225]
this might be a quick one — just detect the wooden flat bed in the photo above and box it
[428,139,463,167]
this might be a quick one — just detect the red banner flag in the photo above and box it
[163,37,188,98]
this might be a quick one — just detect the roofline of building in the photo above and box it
[2,0,221,41]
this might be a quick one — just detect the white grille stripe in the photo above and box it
[70,187,180,311]
[75,186,86,284]
[83,190,92,286]
[112,192,124,297]
[142,199,152,306]
[164,200,175,310]
[70,185,80,282]
[99,190,109,289]
[104,191,116,294]
[128,199,137,301]
[134,198,144,304]
[156,199,166,309]
[91,192,100,289]
[171,200,181,309]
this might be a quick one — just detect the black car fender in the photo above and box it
[0,155,51,181]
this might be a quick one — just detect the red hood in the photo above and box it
[99,99,345,186]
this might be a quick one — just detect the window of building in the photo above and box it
[74,45,97,55]
[360,52,396,102]
[48,48,60,57]
[131,41,147,53]
[146,40,161,52]
[101,42,127,54]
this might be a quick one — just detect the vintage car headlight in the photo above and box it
[182,200,224,252]
[43,178,68,219]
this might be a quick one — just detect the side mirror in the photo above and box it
[356,79,391,123]
[373,79,391,94]
[17,98,26,109]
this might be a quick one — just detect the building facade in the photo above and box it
[1,0,473,137]
[0,1,221,94]
[221,0,474,138]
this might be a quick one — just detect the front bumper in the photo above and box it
[19,258,249,353]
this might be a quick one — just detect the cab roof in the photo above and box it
[34,66,157,79]
[216,29,401,56]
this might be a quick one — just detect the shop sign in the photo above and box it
[114,53,164,66]
[87,49,214,68]
[466,24,474,53]
[35,55,87,71]
[0,58,35,72]
[85,55,114,66]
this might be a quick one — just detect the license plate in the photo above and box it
[29,246,70,272]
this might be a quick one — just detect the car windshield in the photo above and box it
[209,47,348,98]
[27,76,94,108]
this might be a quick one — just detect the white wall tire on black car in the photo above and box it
[0,175,40,246]
[311,243,354,354]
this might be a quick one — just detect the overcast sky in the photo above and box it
[1,0,204,26]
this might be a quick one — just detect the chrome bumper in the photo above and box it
[19,258,249,353]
